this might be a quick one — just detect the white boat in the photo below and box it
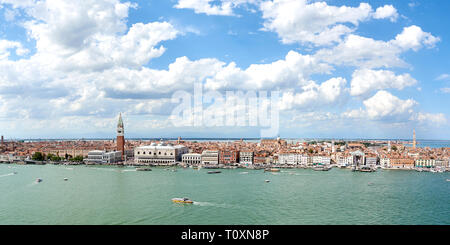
[36,178,42,183]
[64,178,68,181]
[265,180,270,183]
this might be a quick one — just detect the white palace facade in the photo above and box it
[134,142,188,165]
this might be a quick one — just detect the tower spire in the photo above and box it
[116,113,125,161]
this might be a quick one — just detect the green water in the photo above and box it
[0,164,449,225]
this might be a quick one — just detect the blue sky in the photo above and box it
[0,0,449,140]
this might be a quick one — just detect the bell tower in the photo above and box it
[117,113,125,160]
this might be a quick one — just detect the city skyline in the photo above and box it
[0,0,449,139]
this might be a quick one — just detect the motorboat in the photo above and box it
[359,166,376,172]
[63,178,68,181]
[313,165,331,171]
[207,170,221,174]
[36,178,42,183]
[264,168,280,172]
[136,167,152,171]
[265,180,270,183]
[171,197,194,204]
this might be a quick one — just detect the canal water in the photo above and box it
[0,164,449,225]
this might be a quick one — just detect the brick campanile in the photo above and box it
[117,113,125,160]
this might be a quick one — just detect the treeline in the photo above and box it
[31,152,83,162]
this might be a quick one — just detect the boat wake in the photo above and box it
[89,167,120,172]
[0,173,14,178]
[193,201,234,208]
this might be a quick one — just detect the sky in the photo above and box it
[0,0,449,140]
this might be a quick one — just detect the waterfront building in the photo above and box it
[301,155,312,166]
[117,113,125,160]
[278,153,302,165]
[337,154,353,167]
[182,153,201,165]
[219,149,239,165]
[380,157,390,167]
[312,155,331,165]
[350,150,365,167]
[134,142,188,165]
[86,150,122,164]
[0,153,25,162]
[415,159,436,168]
[365,154,379,166]
[390,158,415,169]
[435,159,447,167]
[201,150,219,165]
[239,151,254,165]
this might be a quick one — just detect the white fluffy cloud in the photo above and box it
[413,112,447,125]
[392,25,440,51]
[373,5,398,22]
[343,90,418,122]
[204,50,332,91]
[363,90,417,119]
[259,0,402,46]
[0,39,29,60]
[260,0,374,46]
[315,25,440,68]
[18,0,179,72]
[174,0,257,16]
[279,77,347,110]
[350,69,417,97]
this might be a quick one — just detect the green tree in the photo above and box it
[32,152,44,161]
[51,155,61,162]
[70,155,83,162]
[46,153,55,160]
[391,145,398,151]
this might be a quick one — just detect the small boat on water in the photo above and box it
[265,180,270,183]
[63,178,68,181]
[313,165,331,171]
[172,197,194,204]
[446,179,450,182]
[172,169,177,172]
[136,167,152,171]
[207,170,221,174]
[264,168,280,172]
[36,178,42,183]
[359,166,376,172]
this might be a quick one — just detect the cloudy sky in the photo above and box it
[0,0,449,139]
